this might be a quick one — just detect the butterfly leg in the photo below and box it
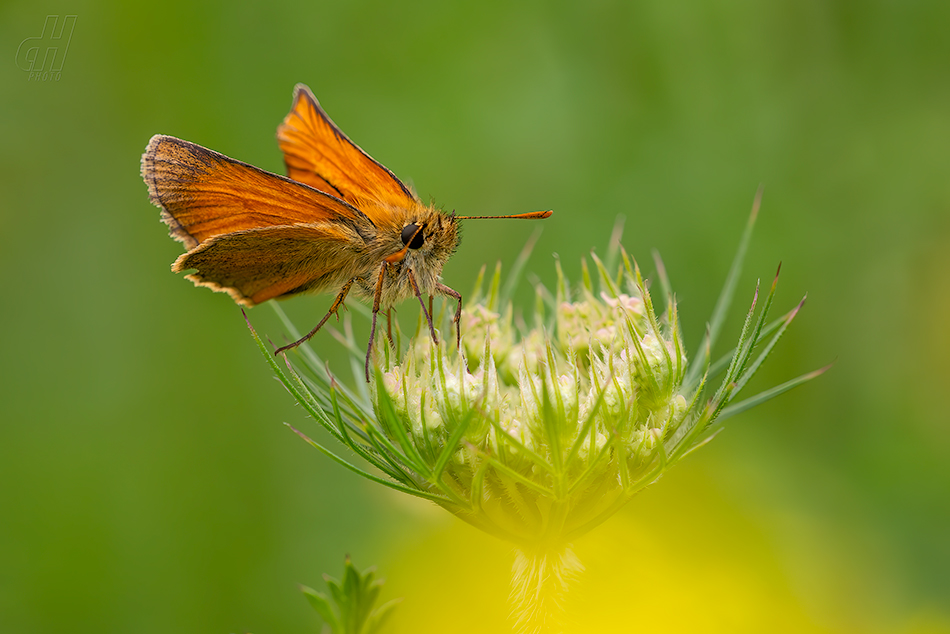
[407,267,438,346]
[435,282,462,349]
[275,278,355,355]
[364,262,388,382]
[385,308,396,349]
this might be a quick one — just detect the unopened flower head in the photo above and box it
[372,252,690,548]
[248,213,825,634]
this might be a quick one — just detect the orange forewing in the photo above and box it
[142,134,371,249]
[173,224,358,306]
[277,84,420,212]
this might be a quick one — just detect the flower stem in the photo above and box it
[510,546,583,634]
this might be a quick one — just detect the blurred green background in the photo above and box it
[2,1,948,632]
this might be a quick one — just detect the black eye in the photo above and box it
[401,223,425,249]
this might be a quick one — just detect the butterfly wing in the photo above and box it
[142,134,375,249]
[142,134,376,305]
[173,224,361,306]
[277,84,420,211]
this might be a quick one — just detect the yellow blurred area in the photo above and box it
[386,457,950,634]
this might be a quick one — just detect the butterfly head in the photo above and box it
[391,208,460,269]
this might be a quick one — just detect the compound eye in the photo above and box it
[401,223,425,249]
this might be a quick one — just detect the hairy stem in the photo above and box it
[510,546,583,634]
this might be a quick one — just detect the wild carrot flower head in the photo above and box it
[370,251,693,549]
[247,207,826,633]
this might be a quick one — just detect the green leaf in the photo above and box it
[301,585,342,633]
[303,558,400,634]
[487,261,503,311]
[286,424,448,504]
[604,215,626,273]
[589,251,619,298]
[732,292,804,397]
[684,188,761,388]
[366,599,403,634]
[717,362,833,422]
[651,249,673,319]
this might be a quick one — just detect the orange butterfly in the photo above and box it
[141,84,551,379]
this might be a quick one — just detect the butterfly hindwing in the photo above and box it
[173,223,362,306]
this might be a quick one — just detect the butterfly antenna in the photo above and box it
[455,211,553,220]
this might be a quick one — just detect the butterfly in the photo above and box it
[141,83,552,380]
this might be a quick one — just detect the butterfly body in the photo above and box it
[142,84,548,379]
